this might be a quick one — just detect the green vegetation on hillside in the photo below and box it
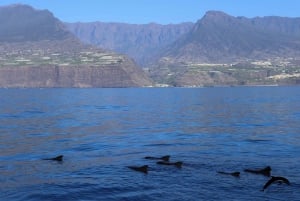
[0,40,124,67]
[149,59,300,87]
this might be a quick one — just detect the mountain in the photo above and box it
[148,11,300,86]
[65,22,193,65]
[66,11,300,65]
[3,5,299,87]
[0,4,71,42]
[0,4,152,88]
[160,11,300,63]
[250,15,300,36]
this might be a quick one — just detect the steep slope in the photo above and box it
[251,16,300,36]
[0,4,152,88]
[160,11,300,63]
[0,4,71,42]
[148,11,300,86]
[65,22,193,65]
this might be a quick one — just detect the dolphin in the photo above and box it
[156,161,183,168]
[262,176,290,191]
[217,171,240,177]
[244,166,271,177]
[127,165,148,174]
[144,155,170,162]
[43,155,63,161]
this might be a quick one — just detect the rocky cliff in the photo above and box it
[160,11,300,63]
[66,11,300,67]
[0,4,152,88]
[0,63,151,88]
[66,22,193,65]
[148,11,300,86]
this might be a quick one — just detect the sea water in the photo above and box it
[0,87,300,201]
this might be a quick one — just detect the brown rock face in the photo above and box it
[0,64,152,88]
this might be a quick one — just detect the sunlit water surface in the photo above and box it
[0,87,300,200]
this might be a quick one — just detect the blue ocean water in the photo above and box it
[0,86,300,201]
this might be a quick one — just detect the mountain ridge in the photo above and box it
[0,4,72,42]
[65,21,194,65]
[0,4,153,88]
[66,11,300,66]
[147,11,300,86]
[160,10,300,64]
[1,5,300,87]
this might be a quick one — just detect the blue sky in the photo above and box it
[0,0,299,24]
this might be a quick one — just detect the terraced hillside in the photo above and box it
[0,4,152,88]
[149,59,300,87]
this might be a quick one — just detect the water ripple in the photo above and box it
[1,87,300,200]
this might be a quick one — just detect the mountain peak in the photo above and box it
[0,3,30,8]
[204,10,231,18]
[0,4,72,42]
[0,4,39,12]
[201,10,234,21]
[197,10,235,26]
[161,10,300,64]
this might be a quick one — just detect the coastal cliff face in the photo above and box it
[66,11,300,87]
[0,64,152,88]
[0,4,152,88]
[2,4,300,88]
[0,38,153,88]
